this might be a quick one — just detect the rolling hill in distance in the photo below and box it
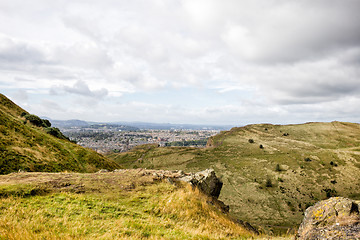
[47,118,232,131]
[108,121,360,231]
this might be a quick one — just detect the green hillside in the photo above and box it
[0,93,120,174]
[108,122,360,231]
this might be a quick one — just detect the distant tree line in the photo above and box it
[165,139,208,147]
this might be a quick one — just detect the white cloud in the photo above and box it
[221,24,257,59]
[0,36,48,66]
[0,0,360,124]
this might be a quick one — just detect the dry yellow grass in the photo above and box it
[157,184,254,239]
[0,171,259,239]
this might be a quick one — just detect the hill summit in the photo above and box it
[0,93,120,174]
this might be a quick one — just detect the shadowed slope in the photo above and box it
[0,93,120,174]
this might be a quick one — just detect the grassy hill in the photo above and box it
[0,93,120,174]
[108,122,360,231]
[0,170,265,239]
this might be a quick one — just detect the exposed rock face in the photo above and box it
[92,168,257,233]
[178,169,223,199]
[146,168,223,199]
[154,168,228,213]
[297,197,360,240]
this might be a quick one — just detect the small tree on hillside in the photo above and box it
[275,164,282,172]
[266,178,273,187]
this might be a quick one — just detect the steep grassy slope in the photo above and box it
[0,93,120,174]
[0,171,262,239]
[108,122,360,231]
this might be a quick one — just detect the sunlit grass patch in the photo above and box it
[0,177,255,239]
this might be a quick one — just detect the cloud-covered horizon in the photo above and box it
[1,0,359,125]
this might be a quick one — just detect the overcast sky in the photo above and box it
[1,0,360,125]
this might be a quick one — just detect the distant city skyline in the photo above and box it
[1,0,360,125]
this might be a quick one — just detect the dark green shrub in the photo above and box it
[330,161,338,167]
[259,144,264,149]
[275,164,282,172]
[323,188,337,198]
[25,114,43,127]
[42,119,51,127]
[24,114,51,128]
[265,178,273,187]
[45,127,69,140]
[248,139,254,143]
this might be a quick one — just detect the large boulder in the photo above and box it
[297,197,360,240]
[178,169,223,199]
[145,168,223,199]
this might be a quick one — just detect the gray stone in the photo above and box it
[178,169,223,199]
[297,197,360,240]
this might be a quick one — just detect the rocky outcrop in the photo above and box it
[178,169,223,199]
[113,168,228,212]
[297,197,360,240]
[145,168,223,199]
[152,168,229,213]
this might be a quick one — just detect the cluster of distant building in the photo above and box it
[63,128,220,154]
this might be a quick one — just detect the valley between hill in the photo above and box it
[108,121,360,231]
[1,92,359,238]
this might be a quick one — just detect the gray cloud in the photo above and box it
[62,80,108,98]
[41,99,64,112]
[257,59,360,105]
[0,0,360,124]
[0,37,48,65]
[12,89,28,102]
[213,0,360,63]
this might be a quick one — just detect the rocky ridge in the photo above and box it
[297,197,360,239]
[149,168,223,198]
